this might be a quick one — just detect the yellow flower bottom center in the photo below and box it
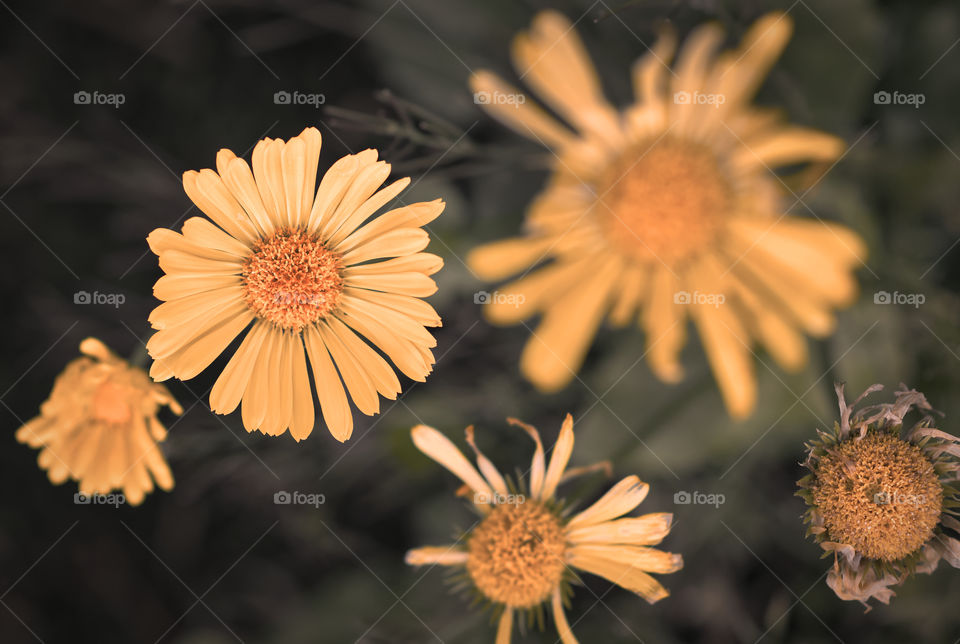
[466,499,566,608]
[813,432,943,562]
[90,379,134,424]
[242,229,344,331]
[596,138,731,265]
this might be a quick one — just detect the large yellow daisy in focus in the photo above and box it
[147,128,444,441]
[467,12,867,418]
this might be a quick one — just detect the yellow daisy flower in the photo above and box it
[147,127,444,441]
[406,415,681,643]
[797,384,960,607]
[16,338,181,505]
[467,11,867,418]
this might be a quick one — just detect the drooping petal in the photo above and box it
[411,425,493,502]
[566,548,671,604]
[465,426,509,497]
[507,417,545,498]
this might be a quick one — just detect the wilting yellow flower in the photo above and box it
[797,384,960,607]
[147,128,444,442]
[467,12,866,418]
[406,415,681,643]
[16,338,181,505]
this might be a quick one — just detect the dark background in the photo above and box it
[2,0,959,642]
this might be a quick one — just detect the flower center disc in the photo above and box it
[596,138,731,265]
[242,230,344,331]
[466,499,566,608]
[813,432,943,562]
[90,379,134,424]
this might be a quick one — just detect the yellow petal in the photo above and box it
[326,177,410,248]
[642,267,686,383]
[540,413,574,501]
[566,548,670,604]
[411,424,492,502]
[467,236,554,282]
[520,256,620,392]
[304,325,354,441]
[340,228,429,266]
[507,417,544,497]
[182,169,257,245]
[566,476,650,530]
[404,546,469,566]
[566,512,674,546]
[210,321,270,415]
[496,607,513,644]
[465,425,508,497]
[336,200,444,255]
[568,543,683,574]
[241,325,278,432]
[316,320,380,416]
[512,10,620,145]
[469,70,575,149]
[551,587,579,644]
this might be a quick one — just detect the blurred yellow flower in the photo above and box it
[798,384,960,607]
[467,11,866,418]
[406,415,681,643]
[16,338,181,505]
[147,128,444,441]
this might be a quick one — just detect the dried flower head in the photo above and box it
[798,383,960,607]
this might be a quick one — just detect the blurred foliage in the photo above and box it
[1,0,960,642]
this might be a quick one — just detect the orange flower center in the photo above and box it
[466,499,566,608]
[242,229,344,331]
[813,432,943,562]
[596,138,731,265]
[90,380,134,424]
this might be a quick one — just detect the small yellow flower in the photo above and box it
[147,127,444,442]
[467,11,866,418]
[16,338,181,505]
[797,384,960,607]
[406,415,681,643]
